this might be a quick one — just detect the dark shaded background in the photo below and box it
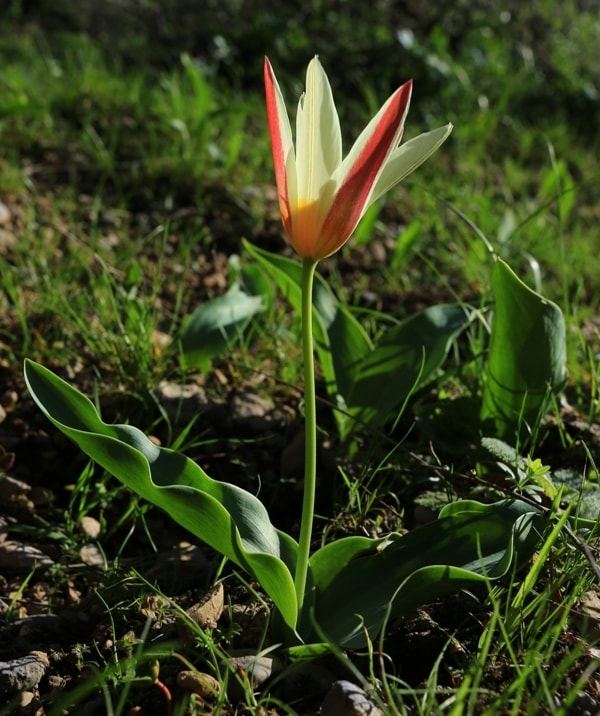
[8,0,600,136]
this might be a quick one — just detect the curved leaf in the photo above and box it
[311,499,543,647]
[241,244,472,438]
[180,283,263,371]
[346,303,473,428]
[310,534,390,592]
[481,258,567,439]
[24,360,299,629]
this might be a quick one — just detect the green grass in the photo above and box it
[0,1,599,713]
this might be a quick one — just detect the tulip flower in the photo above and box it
[264,56,453,616]
[264,56,453,261]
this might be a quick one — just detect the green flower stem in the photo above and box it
[295,257,319,612]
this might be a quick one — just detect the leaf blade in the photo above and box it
[311,500,543,647]
[180,283,263,371]
[346,303,473,428]
[481,258,567,439]
[24,360,299,629]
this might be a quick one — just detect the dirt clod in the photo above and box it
[0,650,49,694]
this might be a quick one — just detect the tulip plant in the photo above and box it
[24,57,545,652]
[264,55,454,609]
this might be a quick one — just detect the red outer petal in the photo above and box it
[317,80,412,259]
[264,57,293,237]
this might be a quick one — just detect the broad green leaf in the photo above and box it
[345,304,473,429]
[311,499,543,647]
[243,240,472,437]
[481,258,567,439]
[242,240,372,433]
[179,283,263,370]
[310,534,391,592]
[24,360,299,629]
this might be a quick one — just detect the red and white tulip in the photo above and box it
[264,56,453,260]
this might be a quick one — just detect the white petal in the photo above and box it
[369,123,453,205]
[295,57,342,206]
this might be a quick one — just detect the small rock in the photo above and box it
[0,476,34,512]
[155,381,210,425]
[0,541,54,571]
[229,389,286,433]
[79,543,105,567]
[66,581,82,606]
[0,651,49,694]
[29,582,50,605]
[570,690,600,714]
[20,690,36,707]
[320,680,383,716]
[46,673,68,692]
[176,670,221,699]
[186,583,224,629]
[573,590,600,640]
[0,390,18,411]
[225,651,283,701]
[79,516,101,539]
[0,202,11,225]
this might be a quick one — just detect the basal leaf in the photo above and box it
[481,258,567,439]
[345,303,473,429]
[311,499,543,647]
[310,534,390,592]
[24,360,299,629]
[180,283,263,370]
